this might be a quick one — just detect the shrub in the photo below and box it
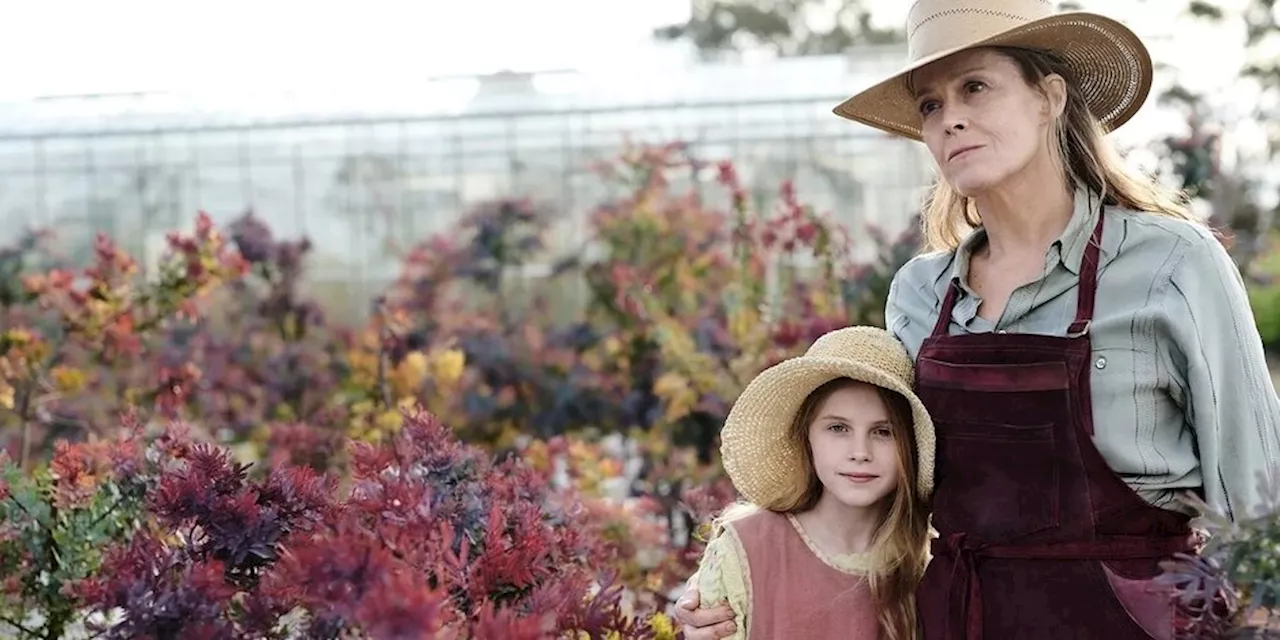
[0,214,245,468]
[0,142,975,638]
[1157,464,1280,638]
[3,409,682,639]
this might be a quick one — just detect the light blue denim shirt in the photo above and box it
[886,189,1280,521]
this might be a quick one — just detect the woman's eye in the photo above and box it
[873,428,894,438]
[966,80,987,93]
[828,423,849,433]
[919,100,939,116]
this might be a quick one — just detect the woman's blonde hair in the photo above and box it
[920,46,1199,252]
[712,377,929,640]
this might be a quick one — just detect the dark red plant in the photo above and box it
[51,407,666,639]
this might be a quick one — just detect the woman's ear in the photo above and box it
[1041,73,1068,121]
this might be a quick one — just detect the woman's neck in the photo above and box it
[972,168,1075,262]
[794,492,886,556]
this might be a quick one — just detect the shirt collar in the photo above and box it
[1055,187,1107,276]
[946,187,1111,288]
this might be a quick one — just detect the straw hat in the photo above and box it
[832,0,1153,141]
[720,327,935,506]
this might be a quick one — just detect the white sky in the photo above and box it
[0,0,693,99]
[0,0,1269,208]
[0,0,1269,160]
[0,0,1251,99]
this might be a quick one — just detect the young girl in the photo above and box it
[694,326,935,640]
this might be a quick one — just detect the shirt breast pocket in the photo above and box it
[1089,345,1167,404]
[1089,346,1128,376]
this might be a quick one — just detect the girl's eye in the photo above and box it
[828,423,849,433]
[918,100,940,116]
[873,427,894,438]
[965,80,987,93]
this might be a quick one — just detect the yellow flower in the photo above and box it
[123,386,143,405]
[649,612,678,640]
[429,348,466,386]
[494,422,524,449]
[567,439,592,466]
[350,399,375,417]
[628,427,668,460]
[727,305,759,344]
[49,366,86,394]
[376,408,404,434]
[3,328,33,345]
[810,287,837,316]
[522,439,550,472]
[653,371,687,397]
[598,457,622,478]
[231,441,260,465]
[389,351,429,396]
[602,335,622,357]
[654,372,696,423]
[345,348,380,390]
[273,402,297,421]
[248,423,273,445]
[402,351,428,382]
[579,349,603,371]
[0,381,13,410]
[86,298,114,324]
[282,314,300,341]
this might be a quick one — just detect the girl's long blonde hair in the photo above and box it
[712,378,929,640]
[920,46,1199,253]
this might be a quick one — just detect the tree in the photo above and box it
[653,0,900,60]
[1149,0,1280,271]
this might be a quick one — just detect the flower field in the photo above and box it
[0,142,1276,638]
[0,144,916,638]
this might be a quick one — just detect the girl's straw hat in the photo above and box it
[832,0,1153,141]
[720,327,936,506]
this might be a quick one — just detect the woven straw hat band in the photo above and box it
[908,3,1053,61]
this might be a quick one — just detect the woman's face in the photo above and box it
[911,48,1063,197]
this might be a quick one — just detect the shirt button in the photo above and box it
[1095,356,1107,370]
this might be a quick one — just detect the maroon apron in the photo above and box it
[914,212,1199,640]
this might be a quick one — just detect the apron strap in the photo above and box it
[1068,204,1106,336]
[931,278,961,338]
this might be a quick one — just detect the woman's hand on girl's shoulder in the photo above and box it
[673,586,737,640]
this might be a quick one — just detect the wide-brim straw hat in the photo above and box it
[720,327,935,506]
[832,0,1153,141]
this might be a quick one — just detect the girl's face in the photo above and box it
[807,382,901,510]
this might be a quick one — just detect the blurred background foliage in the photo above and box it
[0,0,1279,635]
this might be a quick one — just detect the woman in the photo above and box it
[674,0,1280,638]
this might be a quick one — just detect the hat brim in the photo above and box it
[720,356,936,507]
[832,12,1153,141]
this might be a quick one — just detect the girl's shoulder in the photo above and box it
[719,508,788,540]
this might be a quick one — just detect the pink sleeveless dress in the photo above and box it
[721,510,882,639]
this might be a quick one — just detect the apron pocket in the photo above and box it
[932,420,1062,540]
[918,357,1071,393]
[1098,561,1177,640]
